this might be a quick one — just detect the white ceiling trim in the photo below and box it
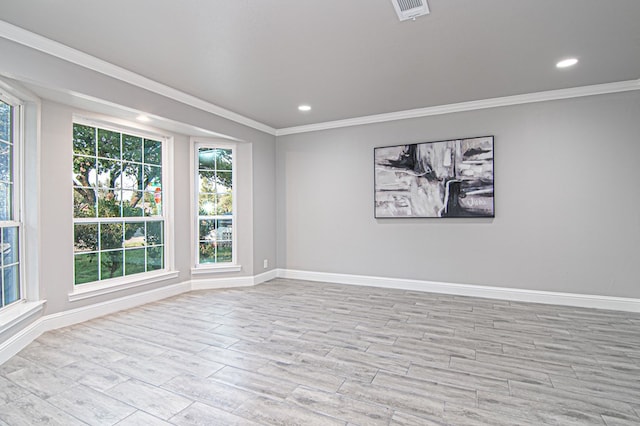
[276,79,640,136]
[0,20,277,136]
[2,20,639,138]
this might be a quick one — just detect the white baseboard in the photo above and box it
[1,268,284,364]
[253,269,279,285]
[0,316,43,365]
[6,266,636,365]
[190,269,278,291]
[0,281,190,365]
[0,268,284,364]
[277,269,640,313]
[190,275,255,290]
[43,281,191,331]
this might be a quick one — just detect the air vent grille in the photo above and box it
[397,0,422,12]
[391,0,429,21]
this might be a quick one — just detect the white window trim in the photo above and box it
[190,137,241,274]
[69,116,175,300]
[0,78,42,330]
[0,300,45,335]
[68,270,179,302]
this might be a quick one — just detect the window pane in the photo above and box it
[146,221,163,246]
[217,244,232,263]
[74,224,98,253]
[0,142,11,182]
[198,193,214,216]
[197,217,232,264]
[2,226,19,266]
[144,139,162,165]
[217,218,233,238]
[0,102,10,143]
[125,248,145,275]
[216,171,232,193]
[198,148,216,170]
[143,165,162,191]
[120,162,143,191]
[97,159,121,189]
[0,182,11,221]
[199,241,216,264]
[74,253,98,285]
[100,222,123,250]
[97,189,122,217]
[97,129,120,159]
[143,191,162,216]
[101,250,123,279]
[3,264,19,305]
[122,134,142,162]
[199,219,216,242]
[124,222,145,247]
[73,156,97,187]
[147,246,163,270]
[199,171,216,193]
[200,193,232,216]
[216,149,232,171]
[217,193,233,215]
[74,188,97,218]
[73,124,96,156]
[122,190,144,217]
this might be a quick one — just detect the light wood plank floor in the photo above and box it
[1,278,639,425]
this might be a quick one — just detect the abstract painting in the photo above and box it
[374,136,494,218]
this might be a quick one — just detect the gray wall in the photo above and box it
[276,91,640,298]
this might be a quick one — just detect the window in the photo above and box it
[194,142,236,267]
[0,97,21,309]
[72,121,166,286]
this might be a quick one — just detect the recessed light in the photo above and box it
[556,58,578,68]
[136,114,151,122]
[298,105,311,112]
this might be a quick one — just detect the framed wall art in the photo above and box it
[374,136,494,218]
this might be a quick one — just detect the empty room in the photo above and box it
[0,1,639,425]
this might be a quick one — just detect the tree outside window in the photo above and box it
[196,145,235,265]
[73,122,165,285]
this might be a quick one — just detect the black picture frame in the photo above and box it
[374,136,494,218]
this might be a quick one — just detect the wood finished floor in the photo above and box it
[1,278,639,425]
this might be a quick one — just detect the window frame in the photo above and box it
[0,78,44,333]
[0,90,24,310]
[69,116,177,301]
[191,138,240,273]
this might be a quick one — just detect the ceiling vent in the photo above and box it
[391,0,430,21]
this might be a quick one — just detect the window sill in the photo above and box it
[68,270,180,302]
[0,300,46,335]
[191,264,242,275]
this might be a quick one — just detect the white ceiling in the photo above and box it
[1,0,639,130]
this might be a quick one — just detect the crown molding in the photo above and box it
[276,79,640,136]
[0,20,277,136]
[3,20,639,138]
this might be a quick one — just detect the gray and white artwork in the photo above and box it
[374,136,494,218]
